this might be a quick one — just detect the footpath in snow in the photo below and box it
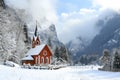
[0,65,120,80]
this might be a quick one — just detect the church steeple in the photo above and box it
[32,21,40,48]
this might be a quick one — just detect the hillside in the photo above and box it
[0,6,27,63]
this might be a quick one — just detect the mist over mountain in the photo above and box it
[67,10,120,64]
[84,12,120,55]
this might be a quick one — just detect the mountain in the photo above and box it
[66,37,88,58]
[66,11,120,64]
[84,13,120,55]
[0,6,27,63]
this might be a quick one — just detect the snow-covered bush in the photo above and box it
[3,60,20,67]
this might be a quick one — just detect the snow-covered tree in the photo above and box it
[99,49,111,71]
[0,6,28,64]
[100,49,110,64]
[54,47,59,60]
[113,51,120,69]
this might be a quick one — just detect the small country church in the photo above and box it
[22,25,52,66]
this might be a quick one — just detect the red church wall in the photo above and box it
[22,60,35,65]
[31,45,52,65]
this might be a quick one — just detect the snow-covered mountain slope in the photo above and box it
[0,65,120,80]
[66,37,88,57]
[0,7,27,63]
[84,13,120,55]
[66,11,120,64]
[67,11,120,55]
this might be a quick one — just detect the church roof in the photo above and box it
[21,55,34,60]
[26,44,46,56]
[33,36,38,41]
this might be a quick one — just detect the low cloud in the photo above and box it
[57,8,99,43]
[92,0,120,12]
[5,0,58,29]
[57,0,120,43]
[5,0,120,43]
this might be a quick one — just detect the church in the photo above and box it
[21,25,52,66]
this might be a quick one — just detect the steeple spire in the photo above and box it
[32,21,40,48]
[34,21,38,36]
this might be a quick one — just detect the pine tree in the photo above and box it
[0,0,6,9]
[99,49,112,71]
[113,51,120,69]
[100,49,110,64]
[23,24,29,43]
[54,47,59,60]
[48,37,52,48]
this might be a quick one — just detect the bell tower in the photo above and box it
[32,22,40,48]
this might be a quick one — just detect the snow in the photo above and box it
[21,55,34,60]
[4,61,20,67]
[26,44,46,56]
[0,65,120,80]
[33,36,39,41]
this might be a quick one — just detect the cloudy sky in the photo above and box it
[5,0,120,43]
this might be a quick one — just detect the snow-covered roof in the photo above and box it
[26,44,46,56]
[33,36,37,40]
[33,36,39,41]
[21,55,34,60]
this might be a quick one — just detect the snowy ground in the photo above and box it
[0,65,120,80]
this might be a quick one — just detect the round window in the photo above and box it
[43,50,47,56]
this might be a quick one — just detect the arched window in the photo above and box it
[38,56,40,64]
[36,41,40,45]
[41,57,44,64]
[35,57,38,64]
[46,57,49,64]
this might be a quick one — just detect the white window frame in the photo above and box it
[46,57,49,64]
[41,57,44,64]
[35,57,38,64]
[38,56,40,64]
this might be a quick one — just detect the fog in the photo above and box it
[4,0,120,43]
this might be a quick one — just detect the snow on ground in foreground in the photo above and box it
[0,65,120,80]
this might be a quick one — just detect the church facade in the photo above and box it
[21,25,52,66]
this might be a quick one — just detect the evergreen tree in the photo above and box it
[23,24,29,43]
[0,0,6,9]
[100,49,111,64]
[113,51,120,69]
[54,47,59,60]
[48,37,52,48]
